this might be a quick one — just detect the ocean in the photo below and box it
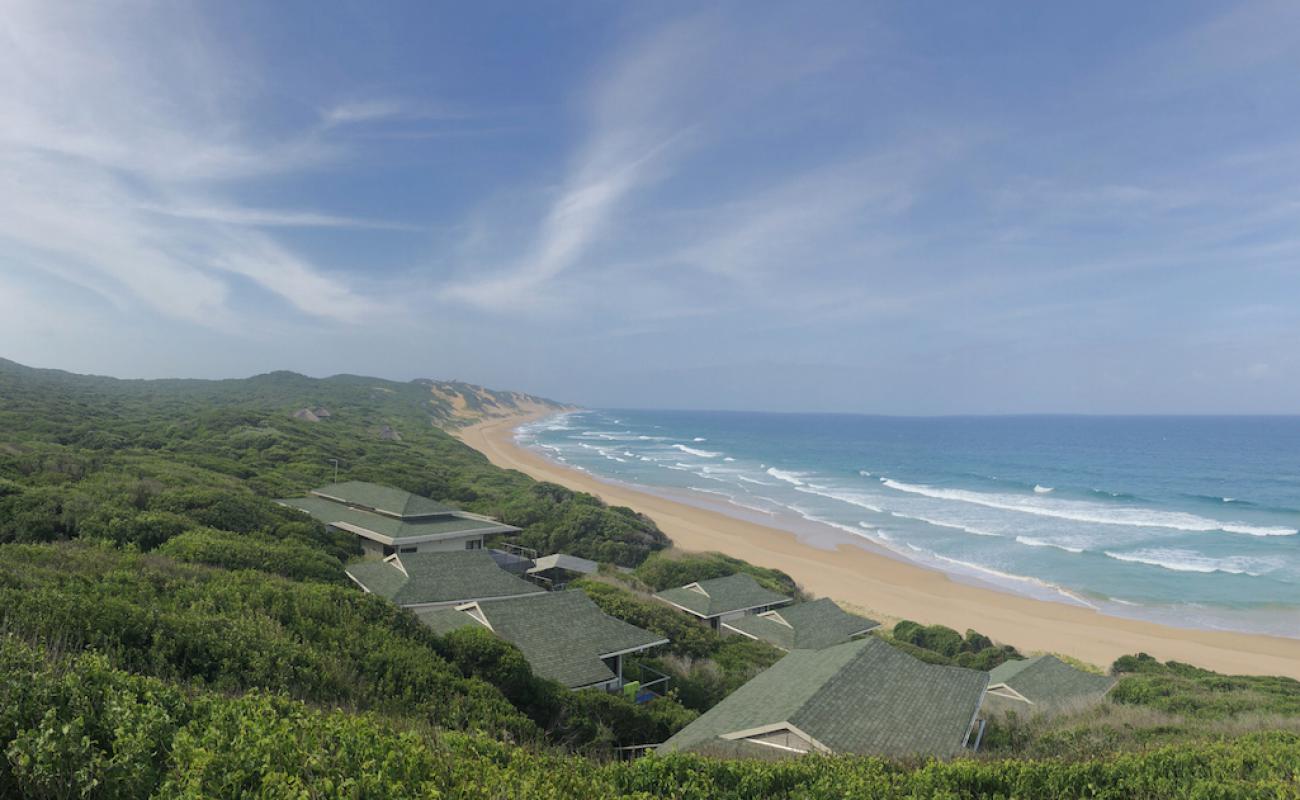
[517,410,1300,638]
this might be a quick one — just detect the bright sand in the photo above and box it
[456,411,1300,679]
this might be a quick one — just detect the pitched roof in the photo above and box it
[526,553,599,575]
[279,495,515,544]
[310,481,457,519]
[985,655,1116,711]
[660,637,988,759]
[722,598,879,651]
[345,551,545,607]
[418,591,668,688]
[654,573,792,618]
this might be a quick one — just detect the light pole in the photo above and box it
[330,458,340,483]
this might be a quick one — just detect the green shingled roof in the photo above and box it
[723,598,879,651]
[984,655,1116,713]
[654,573,791,618]
[415,607,480,636]
[419,591,668,689]
[311,481,457,518]
[345,551,544,607]
[280,496,511,543]
[660,637,988,759]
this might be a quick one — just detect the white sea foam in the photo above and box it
[1033,485,1054,494]
[766,467,807,486]
[795,484,885,513]
[673,444,722,458]
[736,475,777,486]
[927,553,1100,609]
[859,470,872,477]
[888,511,1000,537]
[1103,548,1283,577]
[880,478,1298,537]
[693,437,707,442]
[1015,535,1084,554]
[724,457,736,462]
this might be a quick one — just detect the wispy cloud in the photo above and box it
[437,11,898,316]
[0,1,383,326]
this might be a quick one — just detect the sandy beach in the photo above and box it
[456,410,1300,679]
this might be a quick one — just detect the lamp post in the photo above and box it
[330,458,340,483]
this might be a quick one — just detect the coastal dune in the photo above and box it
[457,411,1300,680]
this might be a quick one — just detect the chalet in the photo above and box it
[278,481,519,558]
[654,573,791,630]
[344,550,545,610]
[982,655,1117,717]
[722,598,879,651]
[659,637,989,759]
[418,591,668,692]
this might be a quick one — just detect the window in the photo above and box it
[464,539,483,550]
[400,546,418,554]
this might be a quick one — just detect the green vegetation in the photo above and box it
[6,637,1300,799]
[632,550,803,598]
[1111,653,1300,718]
[881,619,1022,670]
[0,358,667,566]
[574,577,784,712]
[0,542,689,753]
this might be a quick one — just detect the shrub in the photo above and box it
[632,551,801,597]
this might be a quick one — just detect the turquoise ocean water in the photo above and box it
[518,410,1300,638]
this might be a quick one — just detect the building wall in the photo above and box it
[355,534,485,559]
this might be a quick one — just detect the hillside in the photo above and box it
[2,357,1300,798]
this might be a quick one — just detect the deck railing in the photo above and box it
[620,660,672,702]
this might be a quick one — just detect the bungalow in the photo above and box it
[277,481,519,558]
[344,550,545,610]
[418,591,668,692]
[654,573,792,631]
[722,598,879,651]
[982,655,1117,717]
[660,637,988,759]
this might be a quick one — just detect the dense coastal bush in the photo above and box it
[1112,653,1300,718]
[884,619,1022,670]
[0,543,692,752]
[632,550,803,597]
[156,526,349,584]
[0,358,668,566]
[6,637,1300,800]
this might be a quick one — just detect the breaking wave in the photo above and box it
[1104,548,1283,577]
[672,444,722,458]
[880,478,1297,537]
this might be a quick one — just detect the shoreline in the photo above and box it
[456,410,1300,679]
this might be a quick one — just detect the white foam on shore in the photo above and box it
[1103,548,1283,577]
[1034,484,1054,494]
[880,478,1297,537]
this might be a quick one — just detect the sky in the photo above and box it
[2,0,1299,414]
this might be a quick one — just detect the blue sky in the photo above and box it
[2,1,1298,413]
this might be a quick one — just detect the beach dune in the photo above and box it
[457,411,1300,680]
